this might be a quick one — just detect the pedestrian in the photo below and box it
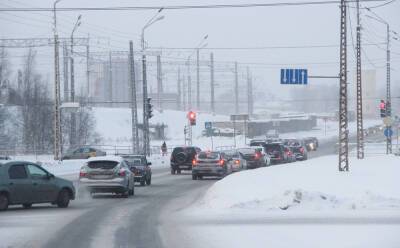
[161,141,167,156]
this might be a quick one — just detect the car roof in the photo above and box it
[87,156,124,163]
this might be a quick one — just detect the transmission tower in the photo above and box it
[339,0,349,171]
[356,0,364,159]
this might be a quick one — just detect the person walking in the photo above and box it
[161,141,167,156]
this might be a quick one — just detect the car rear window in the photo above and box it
[264,144,282,152]
[250,141,265,146]
[198,152,220,159]
[124,158,142,167]
[237,148,255,154]
[87,161,118,169]
[172,147,196,155]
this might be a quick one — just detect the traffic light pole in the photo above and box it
[129,41,139,154]
[386,23,392,154]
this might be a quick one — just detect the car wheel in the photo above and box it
[57,189,70,208]
[140,179,146,186]
[171,168,176,175]
[146,177,151,185]
[23,203,32,209]
[0,194,9,211]
[129,187,134,196]
[177,170,181,174]
[121,189,129,198]
[192,174,197,180]
[198,175,203,180]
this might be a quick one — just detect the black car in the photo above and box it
[170,146,201,174]
[122,155,152,186]
[0,161,75,211]
[263,142,289,164]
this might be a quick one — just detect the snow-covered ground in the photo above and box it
[173,154,400,248]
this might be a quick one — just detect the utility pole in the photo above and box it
[86,40,90,99]
[53,0,62,160]
[156,55,163,111]
[142,52,149,155]
[196,48,200,109]
[338,0,349,171]
[177,67,181,110]
[129,41,139,154]
[70,29,77,148]
[183,75,187,111]
[386,23,392,154]
[188,71,192,110]
[62,42,69,102]
[356,0,364,159]
[109,51,113,105]
[234,62,239,114]
[247,67,253,117]
[210,52,215,114]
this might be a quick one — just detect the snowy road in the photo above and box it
[0,132,392,248]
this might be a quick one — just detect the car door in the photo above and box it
[7,163,32,204]
[26,164,58,203]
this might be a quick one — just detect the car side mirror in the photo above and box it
[147,162,152,166]
[47,173,54,179]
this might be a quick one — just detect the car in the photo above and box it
[303,137,319,151]
[263,142,290,164]
[170,146,201,174]
[0,156,11,161]
[78,156,134,197]
[121,155,152,186]
[62,147,107,160]
[192,151,231,180]
[284,139,308,161]
[223,150,247,172]
[0,160,75,211]
[236,147,268,169]
[284,146,297,162]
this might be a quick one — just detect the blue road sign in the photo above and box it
[205,122,212,130]
[384,127,393,137]
[281,69,308,85]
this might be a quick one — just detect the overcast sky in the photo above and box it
[1,0,399,102]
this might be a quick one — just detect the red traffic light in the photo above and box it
[188,111,196,126]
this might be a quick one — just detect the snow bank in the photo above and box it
[194,155,400,213]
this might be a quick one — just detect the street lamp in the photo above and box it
[365,10,394,154]
[69,14,82,149]
[53,0,63,160]
[141,9,165,156]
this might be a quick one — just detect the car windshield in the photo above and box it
[198,152,220,159]
[87,161,118,169]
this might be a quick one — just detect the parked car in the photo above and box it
[223,150,247,172]
[237,147,269,169]
[62,147,106,160]
[303,137,319,151]
[192,151,231,180]
[79,156,134,197]
[121,155,152,186]
[170,146,201,174]
[0,160,75,211]
[263,142,290,164]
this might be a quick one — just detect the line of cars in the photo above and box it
[0,152,153,211]
[170,136,318,181]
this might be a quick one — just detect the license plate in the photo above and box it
[91,175,111,179]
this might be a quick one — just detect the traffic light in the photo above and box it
[188,111,196,126]
[146,98,153,119]
[380,100,386,118]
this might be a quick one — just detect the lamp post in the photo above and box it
[53,0,62,160]
[141,9,164,156]
[366,12,394,154]
[69,14,81,149]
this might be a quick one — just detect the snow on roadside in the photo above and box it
[191,155,400,213]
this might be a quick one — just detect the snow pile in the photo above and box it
[195,155,400,213]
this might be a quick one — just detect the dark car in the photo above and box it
[263,142,290,164]
[237,147,267,169]
[62,147,107,160]
[122,155,152,186]
[303,137,319,151]
[192,151,231,180]
[170,146,201,174]
[0,161,75,211]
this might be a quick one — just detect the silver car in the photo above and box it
[79,156,134,197]
[192,151,232,180]
[223,150,247,172]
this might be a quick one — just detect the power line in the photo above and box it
[0,0,389,12]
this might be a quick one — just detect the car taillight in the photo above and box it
[300,147,304,154]
[79,171,87,178]
[234,160,240,165]
[119,169,126,177]
[192,159,197,167]
[219,159,225,166]
[254,153,261,160]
